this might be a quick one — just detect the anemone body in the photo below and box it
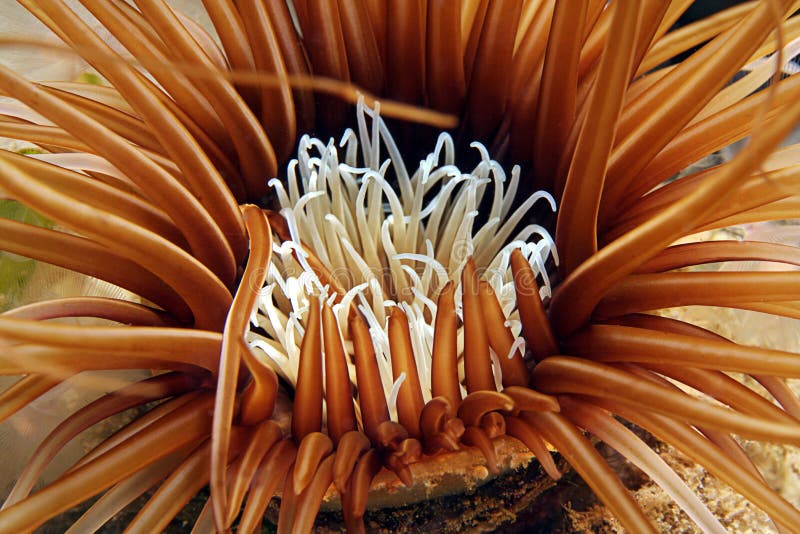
[2,1,800,532]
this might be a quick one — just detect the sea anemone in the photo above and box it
[2,1,800,532]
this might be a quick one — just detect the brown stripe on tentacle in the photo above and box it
[0,150,187,250]
[82,0,233,153]
[231,211,279,424]
[68,392,205,473]
[461,258,495,393]
[595,271,800,319]
[384,0,425,106]
[238,338,280,426]
[388,306,425,439]
[199,0,259,111]
[322,301,358,443]
[589,318,800,418]
[645,364,799,424]
[350,313,391,442]
[0,154,232,330]
[0,47,240,283]
[510,248,558,361]
[39,84,164,153]
[0,320,221,371]
[69,448,195,533]
[292,294,323,441]
[634,240,800,274]
[29,0,248,261]
[430,280,462,406]
[478,280,530,387]
[276,460,300,534]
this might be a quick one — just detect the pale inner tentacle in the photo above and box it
[249,100,558,424]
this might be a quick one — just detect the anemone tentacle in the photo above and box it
[2,2,800,532]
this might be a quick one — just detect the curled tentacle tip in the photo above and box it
[480,411,506,439]
[333,431,371,493]
[375,420,410,450]
[458,390,516,428]
[293,431,333,495]
[502,386,560,413]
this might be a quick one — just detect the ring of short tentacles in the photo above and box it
[245,102,563,531]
